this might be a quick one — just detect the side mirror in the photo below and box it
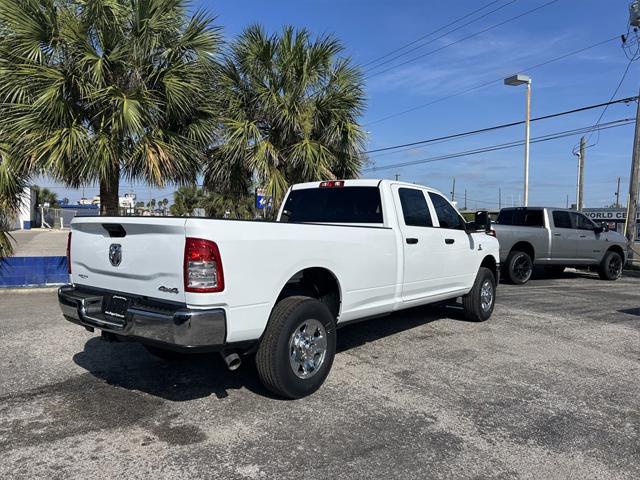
[596,222,609,233]
[475,210,492,232]
[465,211,491,233]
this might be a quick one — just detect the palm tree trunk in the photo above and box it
[99,165,120,216]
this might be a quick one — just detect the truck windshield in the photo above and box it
[497,209,544,227]
[280,186,383,224]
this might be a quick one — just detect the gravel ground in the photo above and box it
[0,270,638,479]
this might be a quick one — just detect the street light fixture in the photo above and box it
[504,74,532,207]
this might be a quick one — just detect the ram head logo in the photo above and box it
[109,244,122,267]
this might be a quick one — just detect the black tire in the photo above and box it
[505,250,533,284]
[462,267,496,322]
[544,265,565,277]
[143,344,186,361]
[598,250,623,281]
[256,296,336,399]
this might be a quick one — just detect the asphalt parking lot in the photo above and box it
[1,271,639,479]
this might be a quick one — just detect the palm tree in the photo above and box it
[0,147,25,257]
[206,25,367,205]
[32,186,59,207]
[201,190,255,219]
[170,185,203,216]
[0,0,221,215]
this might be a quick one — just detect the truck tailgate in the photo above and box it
[70,217,187,302]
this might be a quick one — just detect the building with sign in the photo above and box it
[583,208,640,237]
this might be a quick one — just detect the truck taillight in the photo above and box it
[66,232,72,274]
[184,238,224,293]
[319,180,344,188]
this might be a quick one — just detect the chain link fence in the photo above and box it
[35,205,171,228]
[36,207,99,229]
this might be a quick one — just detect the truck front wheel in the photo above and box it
[598,250,623,281]
[256,296,336,399]
[462,267,496,322]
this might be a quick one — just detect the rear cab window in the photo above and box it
[552,211,573,229]
[280,186,384,224]
[398,188,433,227]
[497,208,544,227]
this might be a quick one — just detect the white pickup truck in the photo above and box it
[59,179,500,398]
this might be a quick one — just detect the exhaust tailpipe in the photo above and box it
[221,350,241,371]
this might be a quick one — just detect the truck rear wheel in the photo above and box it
[505,250,533,284]
[462,267,496,322]
[256,296,336,399]
[598,250,623,281]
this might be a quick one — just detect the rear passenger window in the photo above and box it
[552,211,572,229]
[429,193,463,229]
[496,208,543,227]
[398,188,432,227]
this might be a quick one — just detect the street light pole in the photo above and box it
[524,78,531,207]
[505,74,532,206]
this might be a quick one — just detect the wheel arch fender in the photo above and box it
[270,264,343,321]
[479,254,499,282]
[605,244,626,264]
[510,241,535,262]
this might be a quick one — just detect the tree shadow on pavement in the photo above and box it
[73,302,464,401]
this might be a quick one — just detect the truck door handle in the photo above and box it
[406,238,419,244]
[579,235,587,238]
[553,233,561,236]
[445,238,455,244]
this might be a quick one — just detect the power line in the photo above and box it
[362,0,505,68]
[365,35,621,126]
[580,44,640,150]
[365,0,561,80]
[364,118,635,173]
[365,96,638,155]
[364,0,517,72]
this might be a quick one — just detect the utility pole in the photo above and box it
[625,92,640,261]
[576,136,586,211]
[451,178,456,202]
[615,177,621,208]
[566,195,569,209]
[498,187,502,210]
[394,173,400,181]
[464,189,467,210]
[524,78,531,206]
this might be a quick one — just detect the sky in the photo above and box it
[43,0,640,210]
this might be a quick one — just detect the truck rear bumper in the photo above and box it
[58,285,226,350]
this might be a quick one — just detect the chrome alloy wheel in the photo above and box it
[288,319,328,379]
[480,280,494,312]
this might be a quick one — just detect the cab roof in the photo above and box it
[290,179,441,194]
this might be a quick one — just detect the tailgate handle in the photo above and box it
[102,223,127,238]
[406,238,419,244]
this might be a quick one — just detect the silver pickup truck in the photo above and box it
[493,207,627,284]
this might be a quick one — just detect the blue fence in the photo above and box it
[0,256,69,287]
